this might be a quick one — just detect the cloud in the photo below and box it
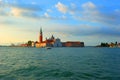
[55,2,68,14]
[47,9,52,13]
[71,3,76,9]
[0,2,42,11]
[82,1,96,10]
[10,7,23,16]
[77,2,99,22]
[45,23,100,36]
[0,0,2,3]
[15,4,41,11]
[72,1,120,27]
[10,6,41,17]
[47,23,120,39]
[0,1,70,20]
[55,2,78,15]
[44,12,50,18]
[0,20,15,25]
[69,3,77,15]
[61,15,67,19]
[0,2,42,18]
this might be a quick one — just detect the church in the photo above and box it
[35,28,62,48]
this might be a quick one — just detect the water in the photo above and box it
[0,47,120,80]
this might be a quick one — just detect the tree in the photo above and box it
[100,42,109,47]
[28,40,32,47]
[105,43,109,47]
[115,41,118,46]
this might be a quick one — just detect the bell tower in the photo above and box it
[39,28,43,43]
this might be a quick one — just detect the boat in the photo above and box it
[46,47,52,49]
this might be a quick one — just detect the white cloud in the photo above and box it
[10,7,23,16]
[82,1,96,10]
[44,12,50,18]
[55,2,77,15]
[47,9,52,13]
[69,3,76,15]
[0,1,41,18]
[10,7,34,17]
[0,0,2,2]
[72,1,120,28]
[74,2,100,23]
[55,2,68,14]
[82,2,98,15]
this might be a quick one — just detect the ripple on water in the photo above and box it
[0,47,120,80]
[0,65,75,80]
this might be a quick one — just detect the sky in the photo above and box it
[0,0,120,46]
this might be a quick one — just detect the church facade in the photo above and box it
[35,28,62,48]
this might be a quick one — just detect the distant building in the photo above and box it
[96,42,120,48]
[118,43,120,47]
[20,44,28,47]
[31,41,35,47]
[62,41,84,47]
[35,28,62,48]
[19,28,84,48]
[53,38,62,47]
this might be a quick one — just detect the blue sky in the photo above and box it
[0,0,120,46]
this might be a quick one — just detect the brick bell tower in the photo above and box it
[39,28,43,43]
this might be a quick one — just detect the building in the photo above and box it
[31,41,35,47]
[19,27,84,48]
[62,41,84,47]
[118,43,120,47]
[35,28,62,48]
[20,43,28,47]
[53,38,62,47]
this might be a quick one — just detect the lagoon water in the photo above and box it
[0,47,120,80]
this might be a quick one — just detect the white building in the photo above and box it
[53,38,62,47]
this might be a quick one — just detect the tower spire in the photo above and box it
[40,27,42,34]
[39,27,43,43]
